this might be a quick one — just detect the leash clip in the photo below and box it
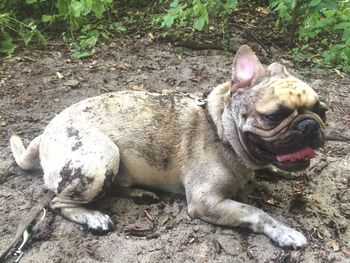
[195,97,207,107]
[12,208,47,262]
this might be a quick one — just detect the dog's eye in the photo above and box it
[263,114,283,124]
[260,105,294,125]
[310,101,328,121]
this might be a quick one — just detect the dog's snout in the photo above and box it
[296,119,320,134]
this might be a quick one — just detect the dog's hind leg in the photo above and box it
[41,125,120,232]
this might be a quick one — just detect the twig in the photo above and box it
[325,133,350,142]
[144,210,154,222]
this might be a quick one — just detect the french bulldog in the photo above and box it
[10,45,326,249]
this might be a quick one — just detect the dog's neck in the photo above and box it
[206,82,266,170]
[205,82,231,141]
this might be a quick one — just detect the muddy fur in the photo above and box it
[10,45,327,249]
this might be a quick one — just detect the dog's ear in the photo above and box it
[267,62,289,77]
[231,45,265,91]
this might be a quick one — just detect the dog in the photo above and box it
[10,45,327,249]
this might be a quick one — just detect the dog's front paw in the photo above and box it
[72,210,114,233]
[265,224,307,249]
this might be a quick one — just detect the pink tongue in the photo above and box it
[276,147,316,163]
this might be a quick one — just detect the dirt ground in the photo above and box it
[0,38,349,263]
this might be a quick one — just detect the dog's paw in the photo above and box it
[130,189,160,205]
[72,210,114,233]
[266,224,307,249]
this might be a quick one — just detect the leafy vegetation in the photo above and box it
[0,0,349,72]
[160,0,237,30]
[269,0,350,72]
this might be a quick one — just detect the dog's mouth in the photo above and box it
[245,133,323,172]
[273,147,316,171]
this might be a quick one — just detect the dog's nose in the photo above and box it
[296,119,320,134]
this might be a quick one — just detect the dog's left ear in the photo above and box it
[231,45,266,91]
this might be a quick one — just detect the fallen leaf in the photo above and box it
[327,240,340,252]
[147,32,155,40]
[266,196,277,205]
[334,69,345,78]
[132,84,147,92]
[256,7,270,15]
[113,62,129,70]
[157,214,169,226]
[342,246,350,256]
[56,72,64,79]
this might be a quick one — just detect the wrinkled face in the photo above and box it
[239,76,326,171]
[228,45,327,172]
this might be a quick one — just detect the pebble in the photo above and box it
[64,79,79,88]
[217,236,243,256]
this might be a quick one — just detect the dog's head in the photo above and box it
[223,45,327,172]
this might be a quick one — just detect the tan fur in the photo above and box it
[10,45,326,248]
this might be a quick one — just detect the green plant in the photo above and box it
[0,0,117,57]
[161,0,237,30]
[269,0,350,72]
[0,12,46,54]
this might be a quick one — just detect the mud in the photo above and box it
[0,39,349,262]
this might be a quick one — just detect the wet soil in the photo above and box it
[0,38,349,262]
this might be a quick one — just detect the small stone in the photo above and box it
[1,121,6,127]
[64,79,79,88]
[158,213,169,226]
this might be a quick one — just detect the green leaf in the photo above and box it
[42,15,53,23]
[73,50,94,59]
[79,34,98,49]
[101,31,109,39]
[193,16,206,30]
[83,0,93,15]
[71,0,84,17]
[343,28,350,43]
[35,31,47,45]
[334,22,350,30]
[224,0,237,13]
[91,0,108,18]
[290,0,297,10]
[0,33,16,54]
[113,22,127,32]
[0,13,10,26]
[56,0,69,17]
[170,0,179,8]
[309,0,321,7]
[26,0,38,4]
[162,14,175,28]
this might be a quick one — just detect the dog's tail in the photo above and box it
[10,134,42,170]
